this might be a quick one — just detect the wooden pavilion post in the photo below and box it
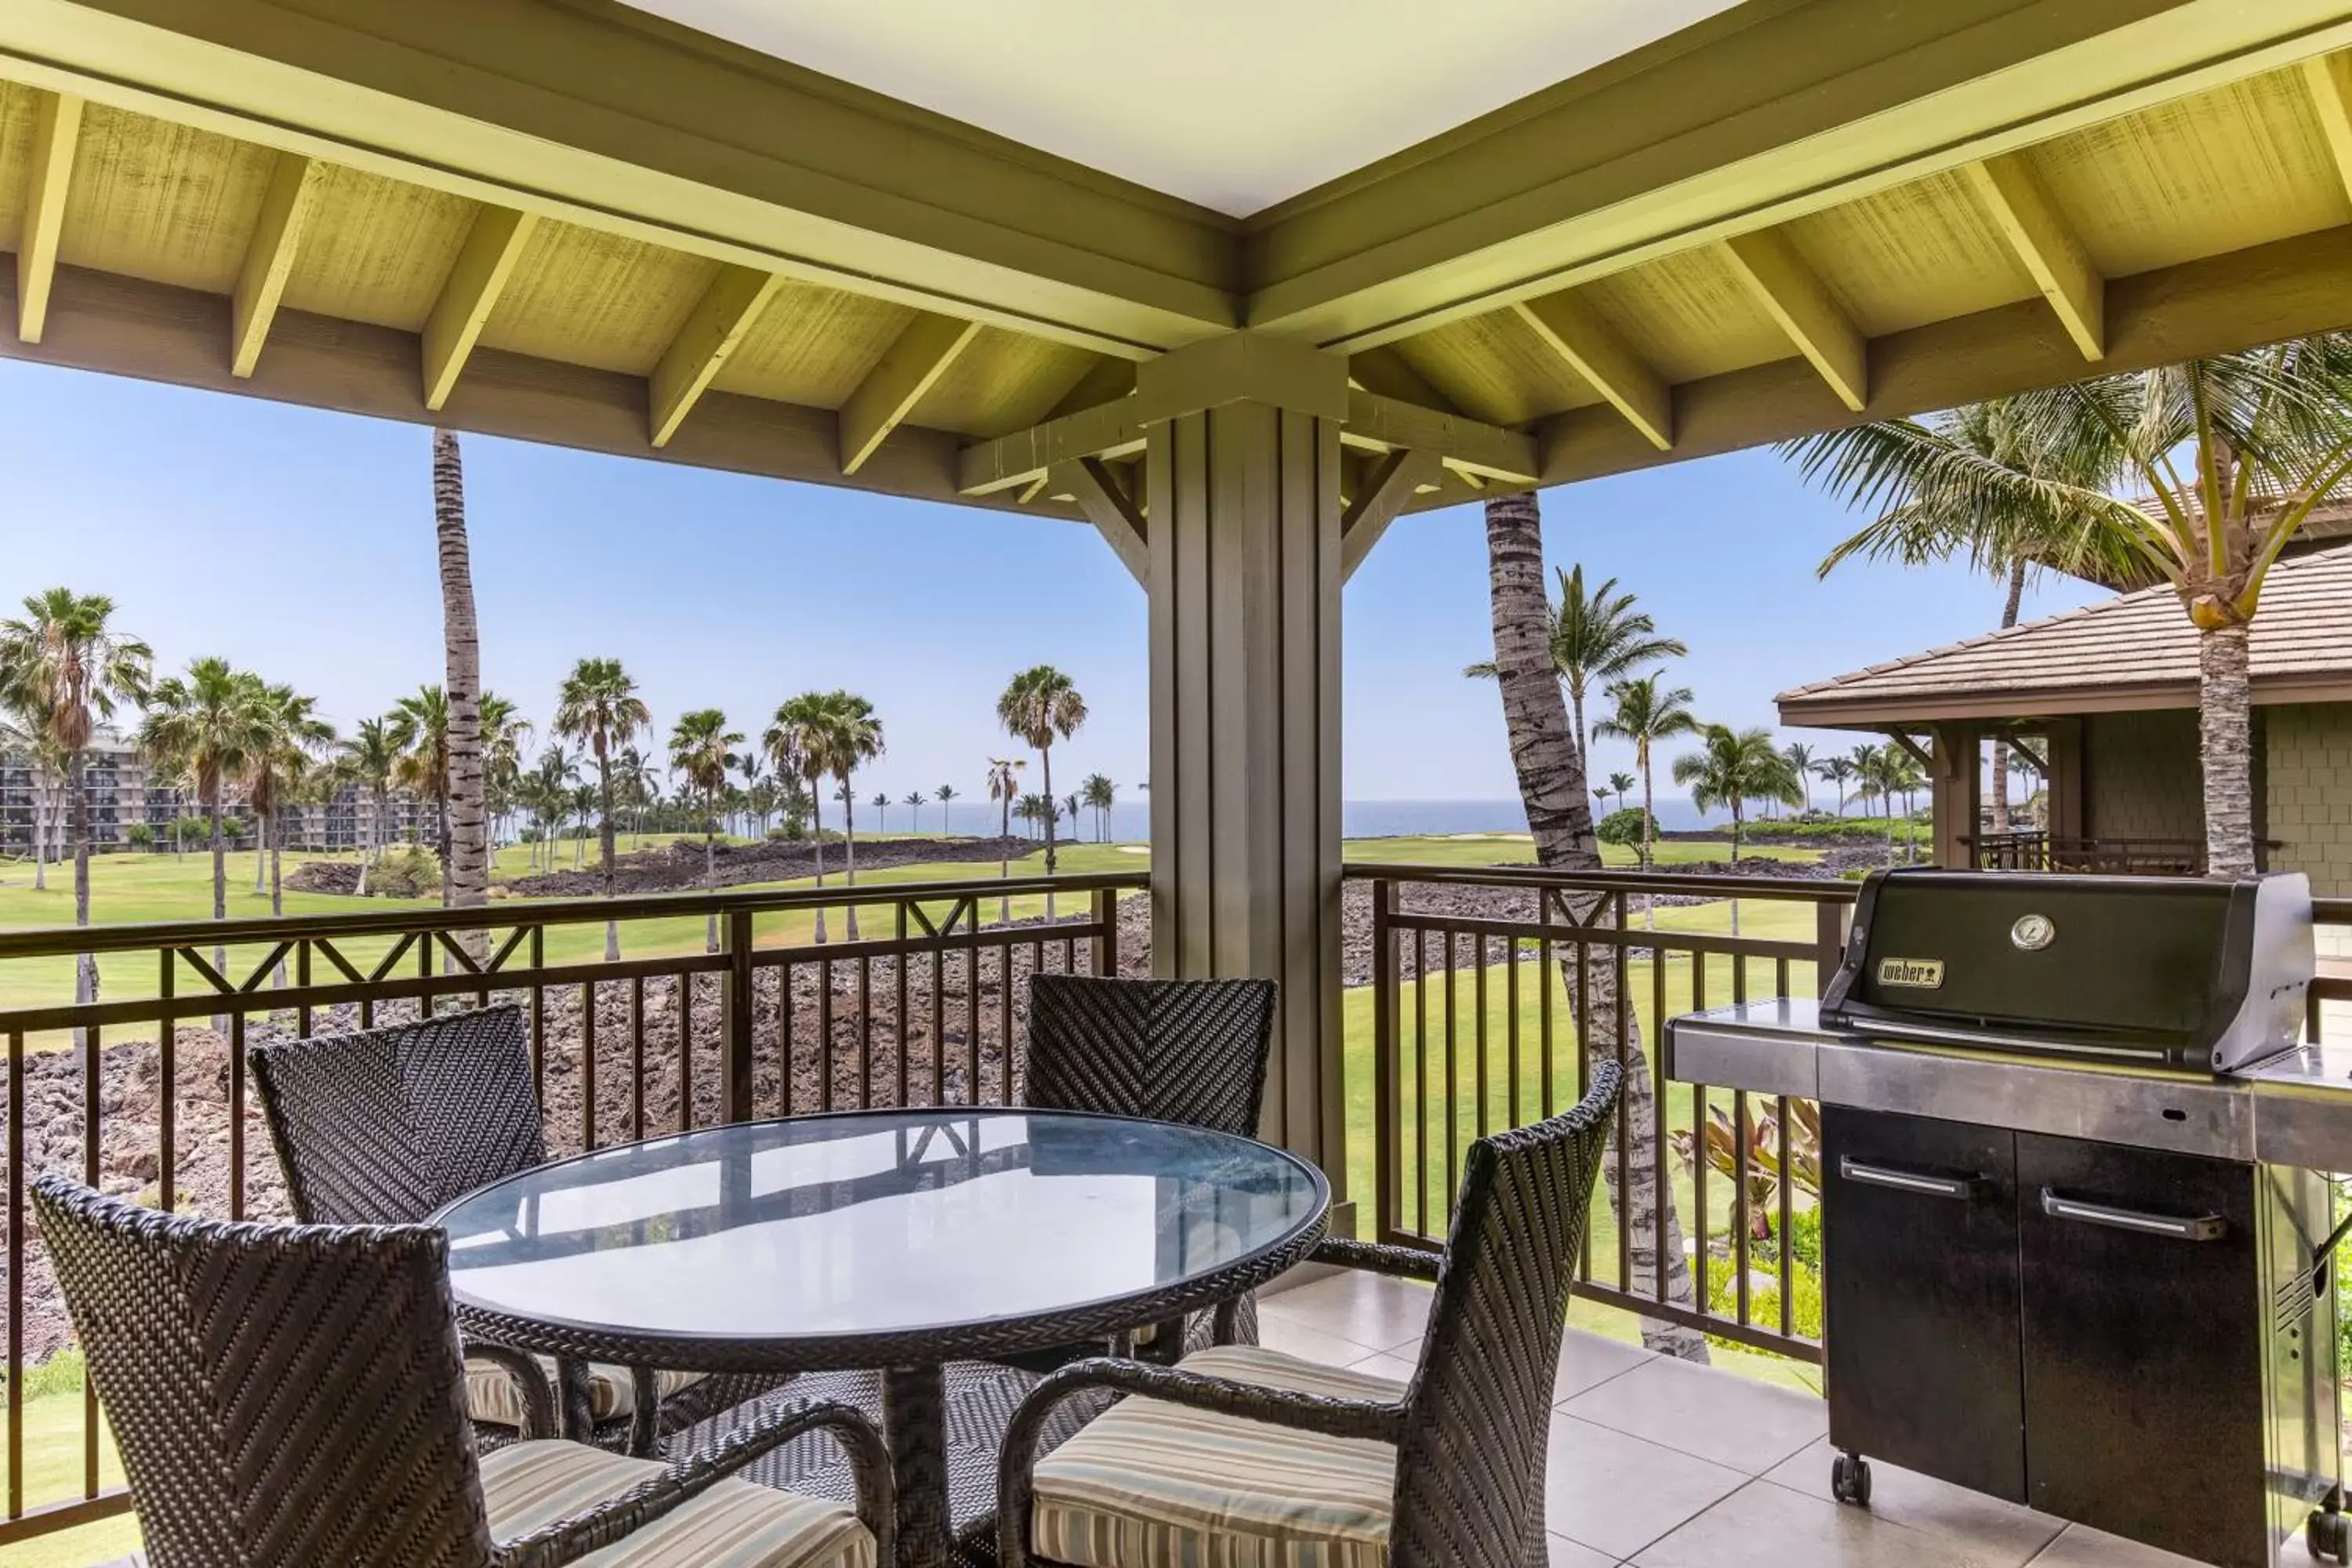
[1138,333,1349,1219]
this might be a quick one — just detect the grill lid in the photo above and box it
[1819,869,2314,1073]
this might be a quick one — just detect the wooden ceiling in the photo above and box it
[7,0,2352,540]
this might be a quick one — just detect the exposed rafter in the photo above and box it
[16,91,82,345]
[1719,230,1867,412]
[2303,53,2352,207]
[1965,154,2104,361]
[1511,292,1672,451]
[840,312,983,475]
[1341,448,1442,580]
[230,153,321,379]
[421,206,536,412]
[1058,456,1148,583]
[650,265,784,448]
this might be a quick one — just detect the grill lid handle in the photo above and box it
[1838,1157,1987,1201]
[2038,1189,2227,1242]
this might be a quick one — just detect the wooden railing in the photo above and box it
[1973,829,2206,876]
[0,869,1145,1547]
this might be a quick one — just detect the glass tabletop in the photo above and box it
[434,1109,1329,1356]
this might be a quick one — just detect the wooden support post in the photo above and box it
[1340,447,1440,580]
[1929,723,1983,869]
[1145,333,1346,1178]
[2044,717,2085,841]
[1058,456,1148,583]
[721,907,756,1123]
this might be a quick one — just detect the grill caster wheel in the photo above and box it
[1831,1453,1872,1508]
[2309,1505,2350,1563]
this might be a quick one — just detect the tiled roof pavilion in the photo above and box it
[1778,543,2352,728]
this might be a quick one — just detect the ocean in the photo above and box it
[915,796,1727,843]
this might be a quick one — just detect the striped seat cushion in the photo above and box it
[1030,1345,1407,1568]
[481,1440,873,1568]
[468,1353,706,1428]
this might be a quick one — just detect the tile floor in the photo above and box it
[1257,1269,2227,1568]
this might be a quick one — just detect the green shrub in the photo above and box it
[2,1347,85,1401]
[1595,807,1653,847]
[370,844,442,899]
[1704,1250,1824,1349]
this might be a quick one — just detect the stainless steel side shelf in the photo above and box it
[1664,1000,2352,1174]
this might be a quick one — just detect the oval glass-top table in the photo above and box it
[434,1107,1330,1568]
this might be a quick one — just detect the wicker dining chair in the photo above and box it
[249,1002,786,1454]
[994,1062,1625,1568]
[30,1174,894,1568]
[1020,974,1279,1361]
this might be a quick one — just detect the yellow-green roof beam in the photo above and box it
[1965,155,2104,361]
[1341,447,1442,580]
[2302,53,2352,206]
[15,90,81,344]
[1719,230,1867,413]
[651,265,786,449]
[838,312,984,475]
[1512,292,1671,451]
[1057,456,1148,583]
[421,206,536,413]
[229,153,322,379]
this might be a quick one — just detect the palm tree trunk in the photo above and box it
[704,808,718,953]
[2200,622,2257,877]
[434,430,491,964]
[32,777,49,890]
[999,797,1012,924]
[67,751,96,1051]
[1482,492,1707,1362]
[1987,558,2028,835]
[270,815,288,988]
[1639,753,1658,932]
[1039,747,1058,920]
[209,792,228,1036]
[842,781,861,941]
[811,778,829,944]
[599,742,620,962]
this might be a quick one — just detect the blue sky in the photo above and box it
[0,358,2103,806]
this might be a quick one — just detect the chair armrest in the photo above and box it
[1312,1235,1443,1283]
[492,1398,893,1568]
[997,1357,1406,1568]
[463,1341,556,1439]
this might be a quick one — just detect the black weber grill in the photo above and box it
[1665,869,2350,1568]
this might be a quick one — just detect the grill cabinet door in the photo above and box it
[2017,1134,2263,1568]
[1823,1106,2025,1502]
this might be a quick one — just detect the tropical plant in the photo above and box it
[612,746,652,846]
[123,821,154,851]
[765,695,829,936]
[431,430,490,949]
[1671,725,1801,867]
[1594,806,1653,847]
[820,695,884,938]
[1605,771,1637,815]
[1464,564,1686,748]
[937,782,958,837]
[1817,756,1855,818]
[1590,673,1698,874]
[1479,490,1703,1361]
[1780,742,1815,815]
[905,789,925,833]
[1671,1098,1823,1240]
[554,656,651,960]
[1847,742,1885,822]
[336,717,401,895]
[1787,342,2352,874]
[0,589,152,1020]
[668,709,742,952]
[478,693,531,848]
[997,666,1086,914]
[243,683,333,936]
[985,756,1025,921]
[872,790,891,833]
[140,657,267,1025]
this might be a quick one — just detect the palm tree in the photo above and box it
[1788,342,2352,875]
[613,746,652,846]
[1672,725,1800,869]
[873,790,891,833]
[554,656,651,960]
[1780,742,1816,815]
[937,782,958,837]
[1877,746,1928,864]
[478,692,531,851]
[431,430,490,952]
[822,697,886,938]
[668,709,741,953]
[1605,771,1636,814]
[905,789,925,832]
[1591,673,1698,874]
[1080,773,1116,840]
[997,666,1086,917]
[337,717,401,895]
[1848,742,1886,822]
[0,589,152,1025]
[1479,490,1703,1361]
[140,657,267,1026]
[243,683,333,930]
[985,757,1025,920]
[766,695,836,940]
[388,686,456,901]
[1817,756,1856,817]
[1464,564,1687,750]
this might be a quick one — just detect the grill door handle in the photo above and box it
[1838,1157,1986,1201]
[2038,1189,2227,1242]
